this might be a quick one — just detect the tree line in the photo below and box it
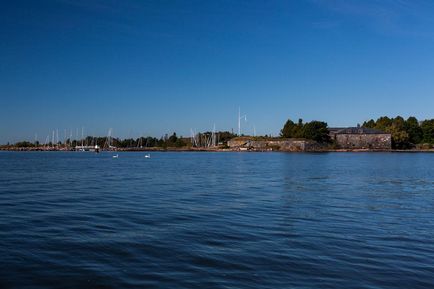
[280,119,330,143]
[4,118,434,150]
[280,116,434,148]
[3,131,237,148]
[363,116,434,149]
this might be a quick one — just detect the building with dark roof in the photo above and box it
[329,127,391,150]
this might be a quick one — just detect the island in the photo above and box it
[2,116,434,152]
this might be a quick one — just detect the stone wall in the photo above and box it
[335,134,391,149]
[227,139,321,152]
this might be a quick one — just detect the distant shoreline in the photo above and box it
[1,147,433,153]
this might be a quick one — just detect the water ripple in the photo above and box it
[0,152,434,288]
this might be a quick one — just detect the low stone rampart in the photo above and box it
[227,139,321,152]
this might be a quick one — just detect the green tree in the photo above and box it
[386,126,409,149]
[362,119,376,128]
[295,119,304,138]
[421,119,434,143]
[280,119,296,138]
[15,141,34,147]
[405,116,423,144]
[280,118,303,138]
[375,116,393,131]
[216,131,237,143]
[302,121,330,143]
[362,115,426,148]
[168,132,178,144]
[175,138,186,147]
[385,116,410,149]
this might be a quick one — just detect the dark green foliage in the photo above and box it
[280,119,295,138]
[375,116,393,131]
[68,131,236,149]
[385,116,410,149]
[280,119,303,138]
[216,131,237,143]
[362,116,434,148]
[421,119,434,144]
[175,138,186,147]
[362,116,409,149]
[363,119,376,128]
[405,117,423,144]
[14,141,35,147]
[302,121,330,143]
[281,118,330,143]
[163,133,186,147]
[168,133,178,144]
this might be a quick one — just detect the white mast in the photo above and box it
[109,128,112,147]
[81,127,84,147]
[212,123,216,147]
[238,107,240,136]
[238,107,247,136]
[69,129,73,148]
[104,128,113,150]
[44,134,49,148]
[190,128,200,147]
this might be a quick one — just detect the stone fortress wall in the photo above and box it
[227,139,322,152]
[334,133,391,149]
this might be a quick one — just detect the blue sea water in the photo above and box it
[0,151,433,289]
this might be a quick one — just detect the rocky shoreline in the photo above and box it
[1,147,433,153]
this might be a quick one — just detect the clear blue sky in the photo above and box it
[2,0,434,143]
